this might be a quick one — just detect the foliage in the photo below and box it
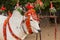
[44,0,50,8]
[34,4,40,13]
[49,7,56,13]
[0,0,36,11]
[20,0,36,5]
[0,0,17,11]
[0,0,60,12]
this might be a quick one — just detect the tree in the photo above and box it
[0,0,60,12]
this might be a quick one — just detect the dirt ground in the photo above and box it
[25,18,60,40]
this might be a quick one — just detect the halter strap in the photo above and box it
[3,14,21,40]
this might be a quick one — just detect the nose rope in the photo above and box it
[21,24,27,34]
[20,17,27,34]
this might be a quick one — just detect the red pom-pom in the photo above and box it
[26,3,34,9]
[1,5,6,10]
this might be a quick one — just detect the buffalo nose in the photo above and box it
[38,30,41,32]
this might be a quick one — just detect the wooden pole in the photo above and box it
[54,16,57,40]
[39,31,41,40]
[36,33,38,40]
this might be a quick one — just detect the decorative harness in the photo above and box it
[25,16,33,34]
[3,14,21,40]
